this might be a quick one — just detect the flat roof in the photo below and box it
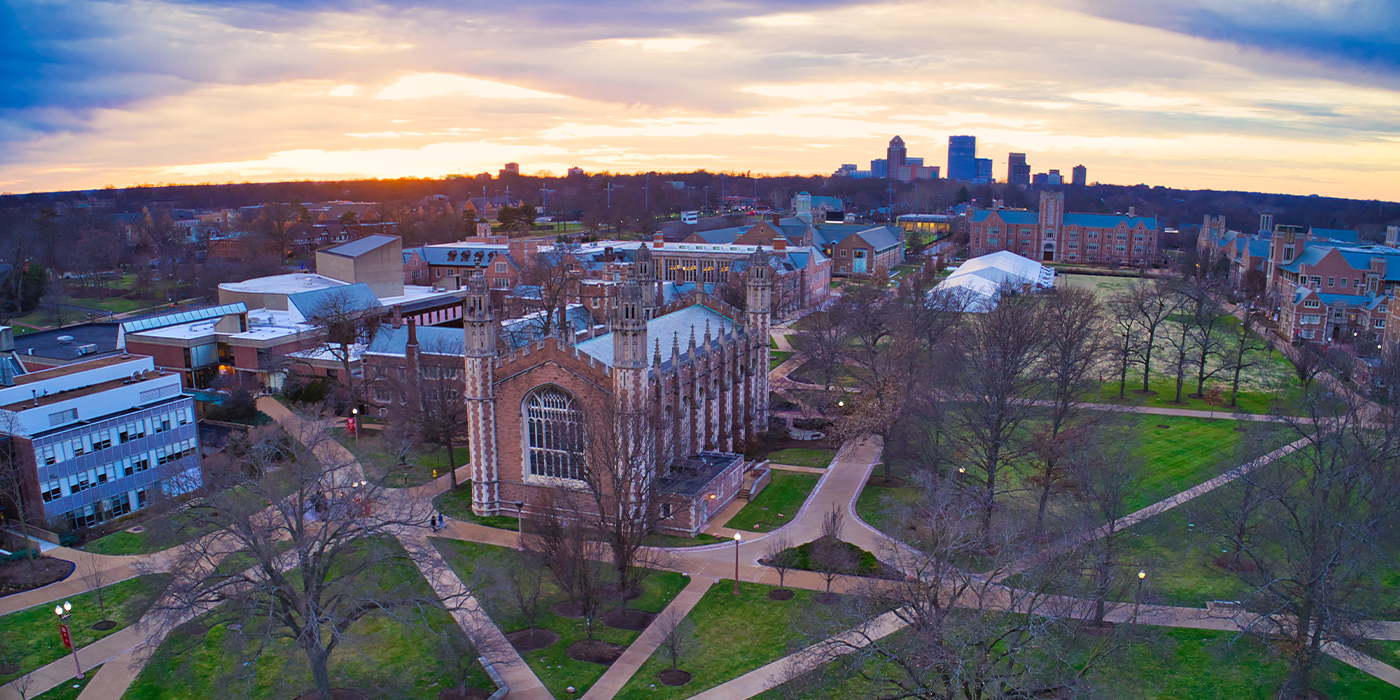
[128,319,221,341]
[218,273,347,296]
[13,323,121,361]
[2,373,178,412]
[12,354,142,385]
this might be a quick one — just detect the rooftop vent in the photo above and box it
[56,335,75,344]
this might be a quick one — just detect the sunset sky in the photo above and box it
[3,0,1399,199]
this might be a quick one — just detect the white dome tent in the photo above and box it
[934,250,1056,311]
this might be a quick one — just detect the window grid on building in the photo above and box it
[525,388,585,481]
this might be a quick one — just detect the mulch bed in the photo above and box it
[1156,424,1170,429]
[177,623,209,637]
[553,600,584,618]
[0,664,18,675]
[815,592,841,605]
[602,609,655,632]
[506,628,559,652]
[92,620,117,631]
[601,583,643,602]
[1078,621,1115,636]
[567,640,626,666]
[657,669,692,687]
[865,476,904,488]
[292,690,369,700]
[438,689,492,700]
[768,589,795,601]
[0,558,73,596]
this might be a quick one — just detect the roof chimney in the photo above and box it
[1128,206,1136,217]
[407,317,418,346]
[653,233,664,249]
[771,213,780,225]
[773,238,787,252]
[391,304,403,329]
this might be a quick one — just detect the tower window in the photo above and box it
[525,387,585,481]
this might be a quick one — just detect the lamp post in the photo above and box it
[1133,569,1146,624]
[350,407,359,446]
[54,600,83,679]
[733,532,742,595]
[515,501,525,551]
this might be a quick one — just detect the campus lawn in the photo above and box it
[754,626,1394,700]
[82,510,222,556]
[60,294,156,315]
[723,472,820,532]
[641,532,727,548]
[432,538,688,699]
[0,575,169,685]
[34,665,101,700]
[1112,489,1256,608]
[1057,273,1137,300]
[615,580,818,699]
[764,448,836,468]
[1118,413,1272,512]
[435,484,521,531]
[335,430,462,488]
[769,350,795,370]
[854,461,921,536]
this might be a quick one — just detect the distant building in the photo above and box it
[870,159,888,178]
[567,167,585,177]
[1008,153,1031,186]
[974,158,994,183]
[499,162,520,178]
[887,136,907,177]
[1072,164,1087,186]
[948,135,977,181]
[0,352,201,533]
[967,191,1158,265]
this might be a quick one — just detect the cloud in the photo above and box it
[375,73,565,100]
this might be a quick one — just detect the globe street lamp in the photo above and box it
[1133,569,1147,624]
[54,600,83,679]
[350,407,359,445]
[733,532,743,595]
[515,501,526,551]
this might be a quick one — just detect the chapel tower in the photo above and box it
[463,276,501,516]
[746,248,772,434]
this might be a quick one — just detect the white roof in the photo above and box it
[218,273,346,296]
[935,251,1055,312]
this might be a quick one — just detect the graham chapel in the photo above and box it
[460,246,773,536]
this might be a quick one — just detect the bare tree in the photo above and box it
[305,287,380,407]
[530,493,609,647]
[1225,309,1271,407]
[81,558,112,624]
[763,533,799,595]
[1064,425,1140,629]
[1106,292,1141,399]
[255,202,299,258]
[491,553,548,647]
[0,420,38,573]
[142,405,446,700]
[1204,391,1400,700]
[1291,341,1325,388]
[810,506,853,603]
[1125,280,1181,394]
[1033,286,1103,533]
[1161,285,1195,404]
[656,606,698,675]
[391,334,470,489]
[1183,281,1229,398]
[948,289,1047,536]
[516,245,582,337]
[10,667,34,700]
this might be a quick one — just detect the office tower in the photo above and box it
[886,136,907,178]
[975,158,993,182]
[1046,169,1062,185]
[870,159,888,178]
[948,135,977,180]
[1072,164,1087,186]
[1008,153,1031,186]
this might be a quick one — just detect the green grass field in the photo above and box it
[435,485,521,530]
[724,472,819,532]
[1119,413,1270,511]
[0,576,168,685]
[770,350,795,370]
[765,447,836,468]
[335,430,462,487]
[615,580,817,699]
[433,538,687,699]
[82,510,222,556]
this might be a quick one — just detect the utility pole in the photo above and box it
[645,173,650,211]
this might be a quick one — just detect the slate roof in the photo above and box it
[364,324,466,356]
[404,245,504,266]
[1310,228,1360,244]
[851,226,902,252]
[573,304,736,367]
[971,210,1039,225]
[287,283,381,321]
[501,305,594,350]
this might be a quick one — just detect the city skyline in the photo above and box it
[4,0,1399,200]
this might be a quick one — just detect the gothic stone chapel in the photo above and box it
[460,246,774,536]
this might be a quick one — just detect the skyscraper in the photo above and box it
[886,136,907,178]
[1071,165,1087,186]
[974,158,993,183]
[1008,153,1031,186]
[948,135,977,181]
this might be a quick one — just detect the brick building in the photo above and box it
[457,248,773,537]
[968,191,1158,265]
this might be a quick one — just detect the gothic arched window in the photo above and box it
[525,387,585,480]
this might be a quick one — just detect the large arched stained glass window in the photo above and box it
[525,387,585,480]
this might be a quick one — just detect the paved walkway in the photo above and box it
[582,575,716,700]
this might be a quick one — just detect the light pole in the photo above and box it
[54,600,83,679]
[733,532,742,595]
[1133,569,1146,624]
[350,407,359,445]
[515,501,525,551]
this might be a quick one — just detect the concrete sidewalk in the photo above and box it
[582,575,716,700]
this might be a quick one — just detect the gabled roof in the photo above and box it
[1063,213,1157,230]
[1279,246,1332,273]
[853,226,902,252]
[689,227,746,245]
[287,283,380,321]
[971,210,1039,226]
[364,324,466,357]
[1310,228,1360,244]
[573,303,736,367]
[321,234,399,258]
[500,305,593,350]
